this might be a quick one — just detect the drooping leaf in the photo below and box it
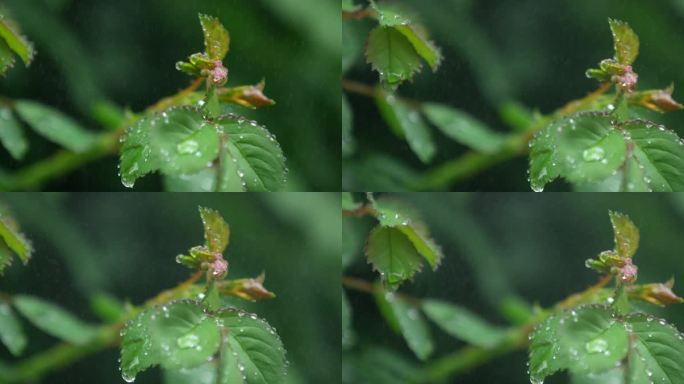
[366,26,422,90]
[423,103,507,154]
[528,305,630,383]
[14,100,97,153]
[624,314,684,383]
[151,300,221,369]
[365,225,422,289]
[150,108,221,176]
[198,206,229,253]
[394,25,442,72]
[13,295,99,345]
[375,91,435,163]
[0,302,26,356]
[608,211,639,258]
[216,115,287,192]
[379,291,433,361]
[215,307,287,384]
[198,14,230,61]
[0,211,32,270]
[120,309,159,382]
[621,120,684,191]
[0,16,34,65]
[608,19,639,65]
[422,299,507,348]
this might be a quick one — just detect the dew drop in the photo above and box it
[176,333,200,349]
[582,146,605,162]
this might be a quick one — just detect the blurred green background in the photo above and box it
[0,0,340,191]
[344,193,684,383]
[343,0,684,191]
[0,192,340,383]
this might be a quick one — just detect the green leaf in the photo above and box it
[198,14,230,61]
[120,309,158,382]
[150,108,220,176]
[0,17,34,65]
[380,291,433,361]
[621,120,684,191]
[365,225,422,290]
[368,197,443,270]
[0,38,15,76]
[609,19,639,65]
[343,347,422,384]
[163,363,216,384]
[394,25,442,72]
[528,118,562,192]
[375,91,436,163]
[0,212,32,269]
[608,211,639,258]
[342,290,354,349]
[14,100,97,153]
[0,302,26,356]
[342,94,355,157]
[366,26,422,90]
[422,299,507,348]
[198,206,229,253]
[624,314,684,383]
[120,108,286,191]
[342,192,361,211]
[528,305,630,383]
[215,307,287,384]
[150,300,221,369]
[13,295,99,345]
[216,115,287,192]
[369,1,413,27]
[570,367,624,384]
[423,103,507,154]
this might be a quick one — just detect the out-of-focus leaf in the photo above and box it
[198,206,229,253]
[375,91,435,163]
[342,0,361,13]
[0,302,26,356]
[365,225,422,290]
[0,39,15,76]
[13,295,99,345]
[366,26,421,90]
[199,14,229,61]
[342,192,361,211]
[14,100,97,153]
[423,102,506,153]
[218,81,275,109]
[609,19,639,65]
[343,347,421,384]
[89,292,126,323]
[422,299,507,348]
[342,94,355,157]
[380,292,433,361]
[0,16,34,65]
[342,290,353,349]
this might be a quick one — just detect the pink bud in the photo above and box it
[211,61,228,85]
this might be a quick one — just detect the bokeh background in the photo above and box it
[0,193,340,383]
[344,193,684,383]
[343,0,684,191]
[0,0,340,191]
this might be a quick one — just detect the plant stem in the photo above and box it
[0,271,203,383]
[342,274,612,382]
[0,78,203,191]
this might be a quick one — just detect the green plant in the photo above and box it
[0,206,287,383]
[343,1,684,192]
[0,12,286,192]
[343,194,684,383]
